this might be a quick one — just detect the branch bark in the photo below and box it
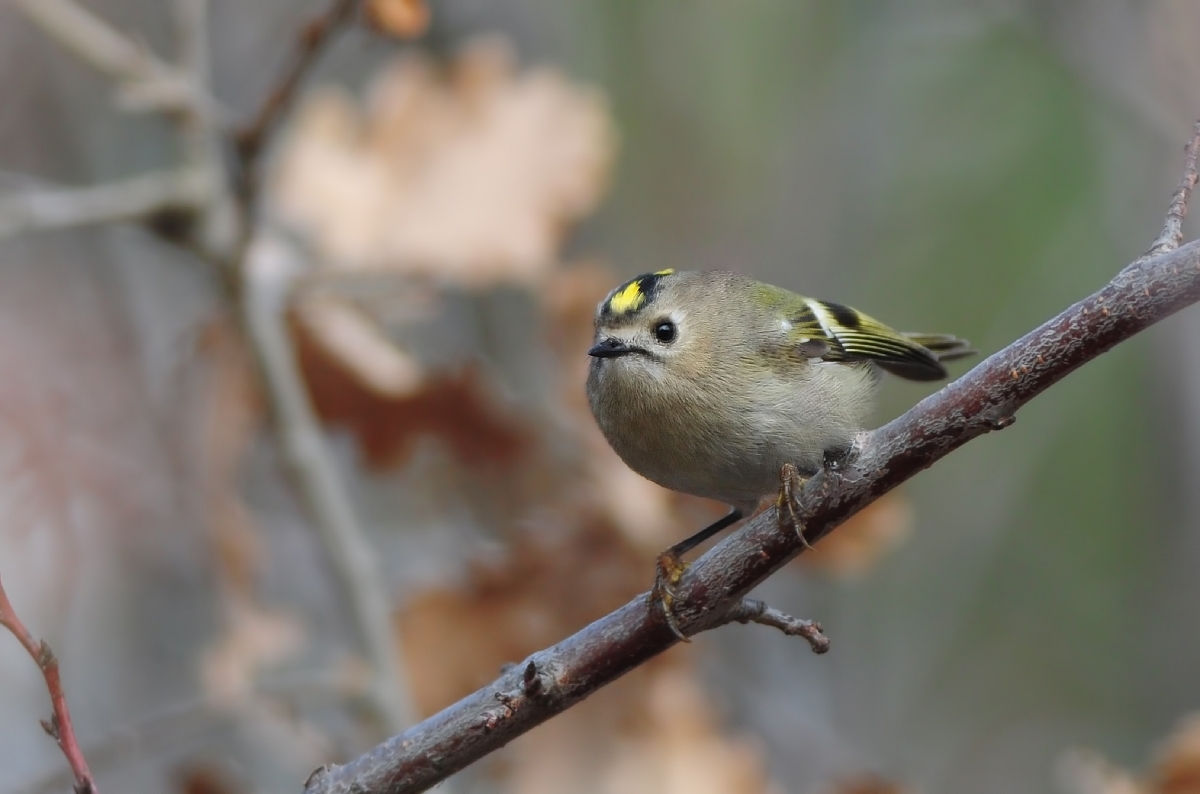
[302,122,1200,794]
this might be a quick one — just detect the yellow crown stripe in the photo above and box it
[604,269,675,316]
[608,280,646,314]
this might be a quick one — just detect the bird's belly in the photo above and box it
[609,400,856,512]
[589,359,874,511]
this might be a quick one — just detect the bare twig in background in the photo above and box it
[0,170,210,239]
[9,0,418,756]
[0,576,99,794]
[13,666,370,794]
[5,0,233,256]
[242,235,414,735]
[301,122,1200,794]
[223,0,420,741]
[173,0,239,259]
[11,0,223,117]
[234,0,361,203]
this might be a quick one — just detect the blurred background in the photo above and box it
[1,1,1199,793]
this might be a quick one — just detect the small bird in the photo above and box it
[586,269,973,639]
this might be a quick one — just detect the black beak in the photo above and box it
[588,337,636,358]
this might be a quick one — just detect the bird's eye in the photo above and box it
[653,320,677,343]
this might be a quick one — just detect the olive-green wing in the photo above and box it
[790,299,974,382]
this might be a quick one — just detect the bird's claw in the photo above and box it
[777,463,813,549]
[651,550,691,642]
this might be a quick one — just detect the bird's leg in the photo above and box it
[822,443,852,470]
[777,463,813,550]
[651,507,744,642]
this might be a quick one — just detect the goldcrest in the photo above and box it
[585,269,973,638]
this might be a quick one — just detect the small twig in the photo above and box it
[0,576,98,794]
[0,169,210,239]
[722,598,830,654]
[301,121,1200,794]
[222,0,421,753]
[173,0,239,260]
[242,235,415,735]
[11,0,411,777]
[12,0,223,117]
[6,0,234,255]
[234,0,361,202]
[13,665,369,794]
[1144,119,1200,258]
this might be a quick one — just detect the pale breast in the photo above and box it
[587,356,877,511]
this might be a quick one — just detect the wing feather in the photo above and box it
[789,299,970,382]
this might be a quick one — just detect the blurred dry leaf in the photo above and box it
[593,461,703,549]
[396,517,648,715]
[200,597,305,708]
[175,764,242,794]
[1152,713,1200,794]
[798,492,913,578]
[397,522,782,794]
[592,668,782,794]
[1057,748,1146,794]
[292,307,531,469]
[365,0,430,39]
[1056,715,1200,794]
[272,36,615,285]
[293,292,426,398]
[825,777,915,794]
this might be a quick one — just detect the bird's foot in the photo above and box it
[651,549,691,642]
[777,463,813,549]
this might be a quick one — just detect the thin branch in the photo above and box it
[12,0,224,117]
[0,169,210,239]
[722,598,830,654]
[242,235,415,736]
[1145,119,1200,258]
[14,666,367,794]
[301,122,1200,794]
[10,0,415,775]
[173,0,240,260]
[5,0,234,255]
[225,4,434,764]
[0,576,99,794]
[234,0,361,203]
